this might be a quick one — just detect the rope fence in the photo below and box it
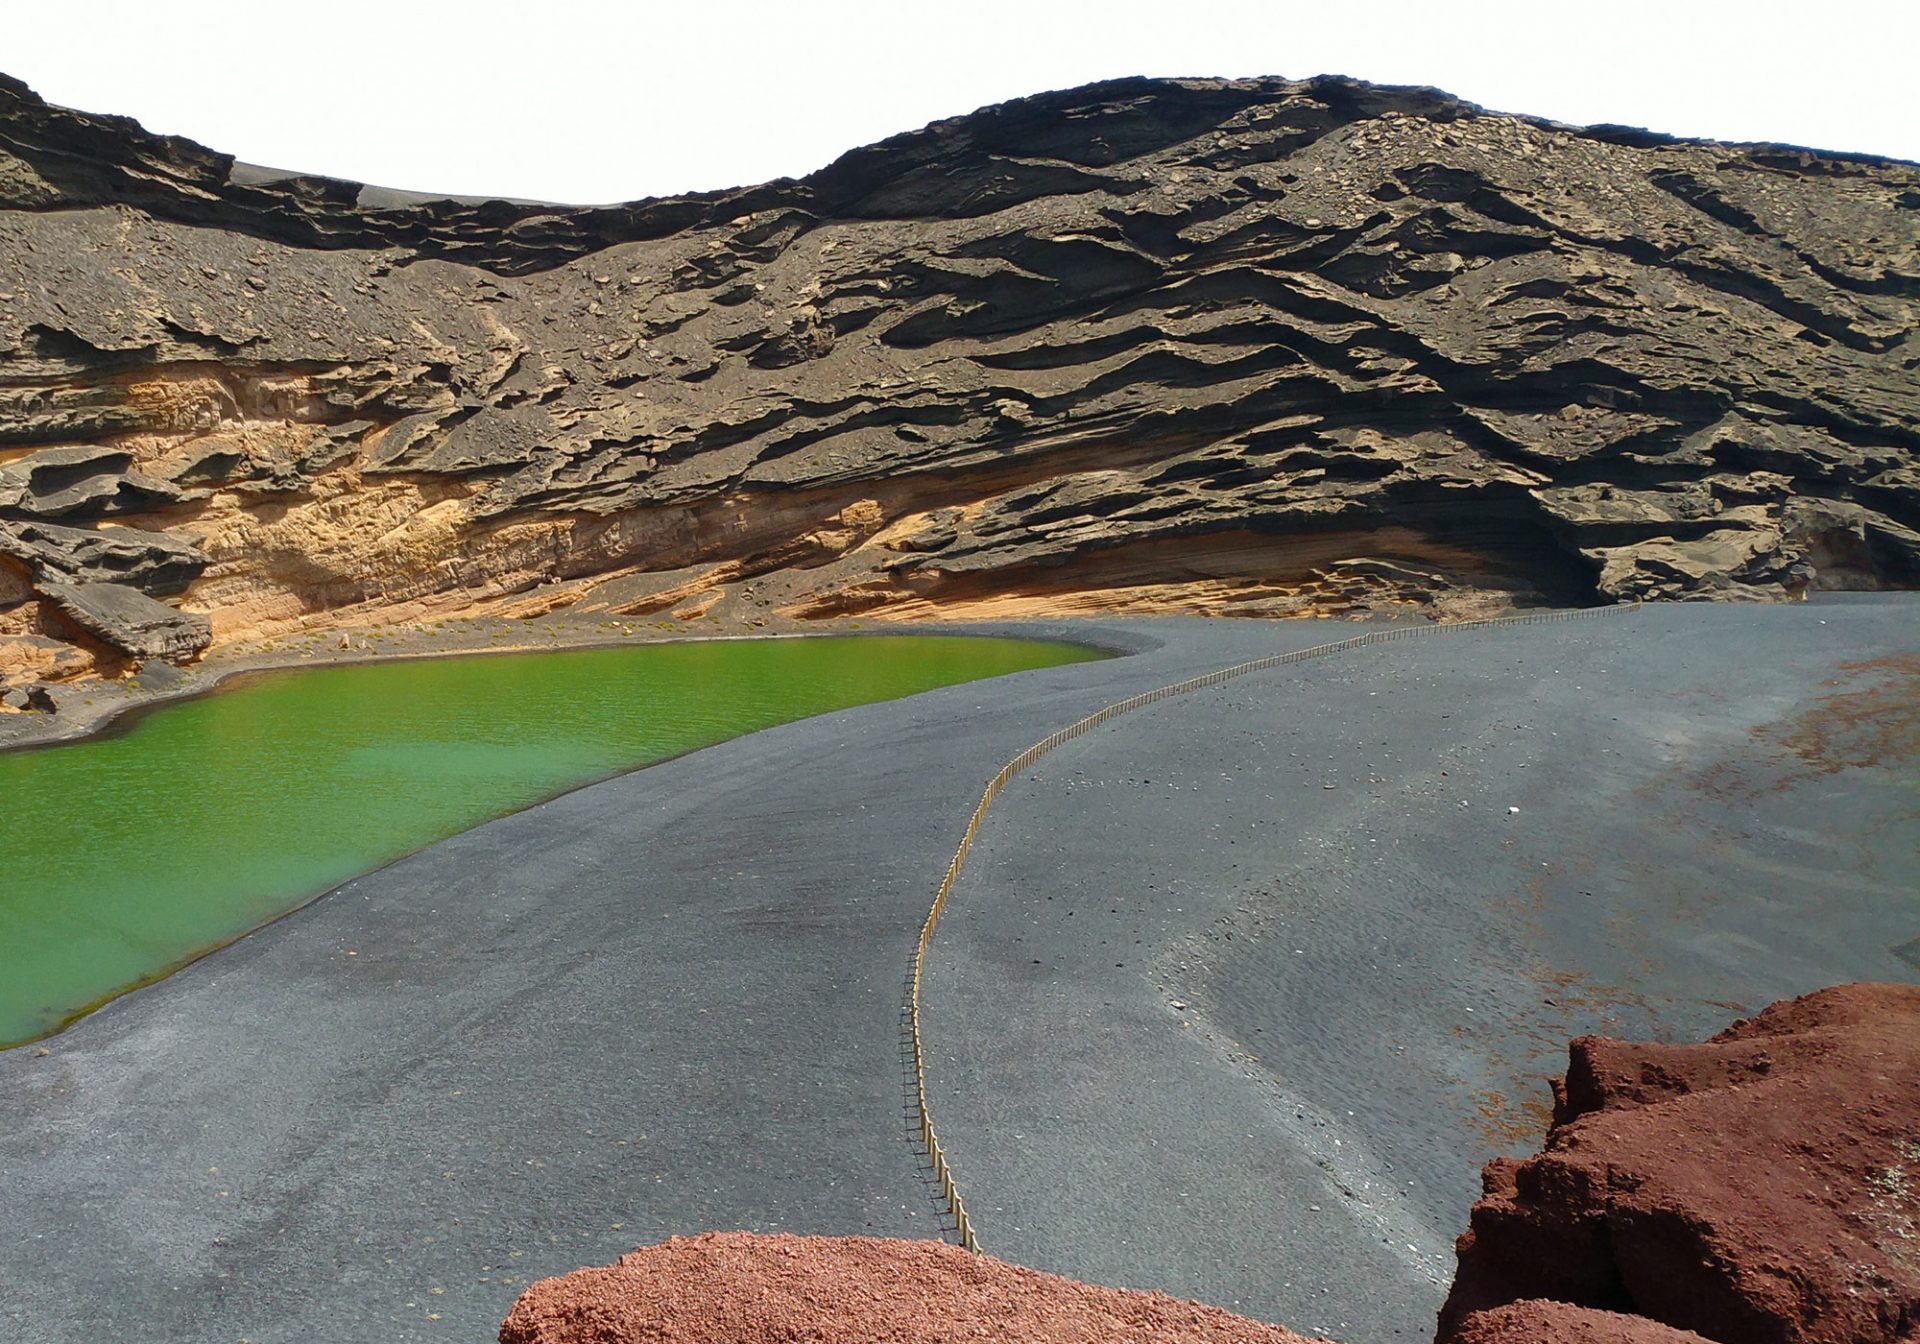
[906,599,1643,1252]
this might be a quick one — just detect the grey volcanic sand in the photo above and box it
[0,618,1329,1344]
[0,604,1912,1344]
[923,598,1918,1340]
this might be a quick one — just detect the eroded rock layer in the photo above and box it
[1439,983,1920,1344]
[3,73,1917,684]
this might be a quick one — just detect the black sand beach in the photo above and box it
[0,602,1913,1343]
[923,598,1918,1340]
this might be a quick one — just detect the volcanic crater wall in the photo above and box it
[2,73,1917,684]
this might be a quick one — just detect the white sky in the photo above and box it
[6,0,1917,204]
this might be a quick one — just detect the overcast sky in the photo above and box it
[7,1,1916,203]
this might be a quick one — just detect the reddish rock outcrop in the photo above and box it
[499,1231,1328,1344]
[1449,1300,1719,1343]
[1438,983,1920,1344]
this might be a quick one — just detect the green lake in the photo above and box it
[0,634,1096,1047]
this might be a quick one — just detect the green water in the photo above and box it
[0,634,1095,1047]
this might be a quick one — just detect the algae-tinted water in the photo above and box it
[0,634,1095,1046]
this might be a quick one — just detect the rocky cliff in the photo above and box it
[3,73,1917,686]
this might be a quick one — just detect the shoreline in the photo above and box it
[3,626,1116,1050]
[1,609,836,752]
[0,608,1166,755]
[21,589,1908,753]
[0,603,1911,1342]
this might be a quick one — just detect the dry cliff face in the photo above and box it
[2,72,1917,685]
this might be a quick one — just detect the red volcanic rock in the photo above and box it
[1438,983,1920,1344]
[1448,1300,1715,1343]
[500,1232,1329,1344]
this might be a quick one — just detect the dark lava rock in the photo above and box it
[0,519,208,595]
[1,71,1917,681]
[1438,984,1920,1344]
[37,581,212,663]
[1,681,56,712]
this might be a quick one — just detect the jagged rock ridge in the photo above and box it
[2,72,1917,685]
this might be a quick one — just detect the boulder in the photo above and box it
[37,581,211,663]
[0,681,55,712]
[1438,984,1920,1344]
